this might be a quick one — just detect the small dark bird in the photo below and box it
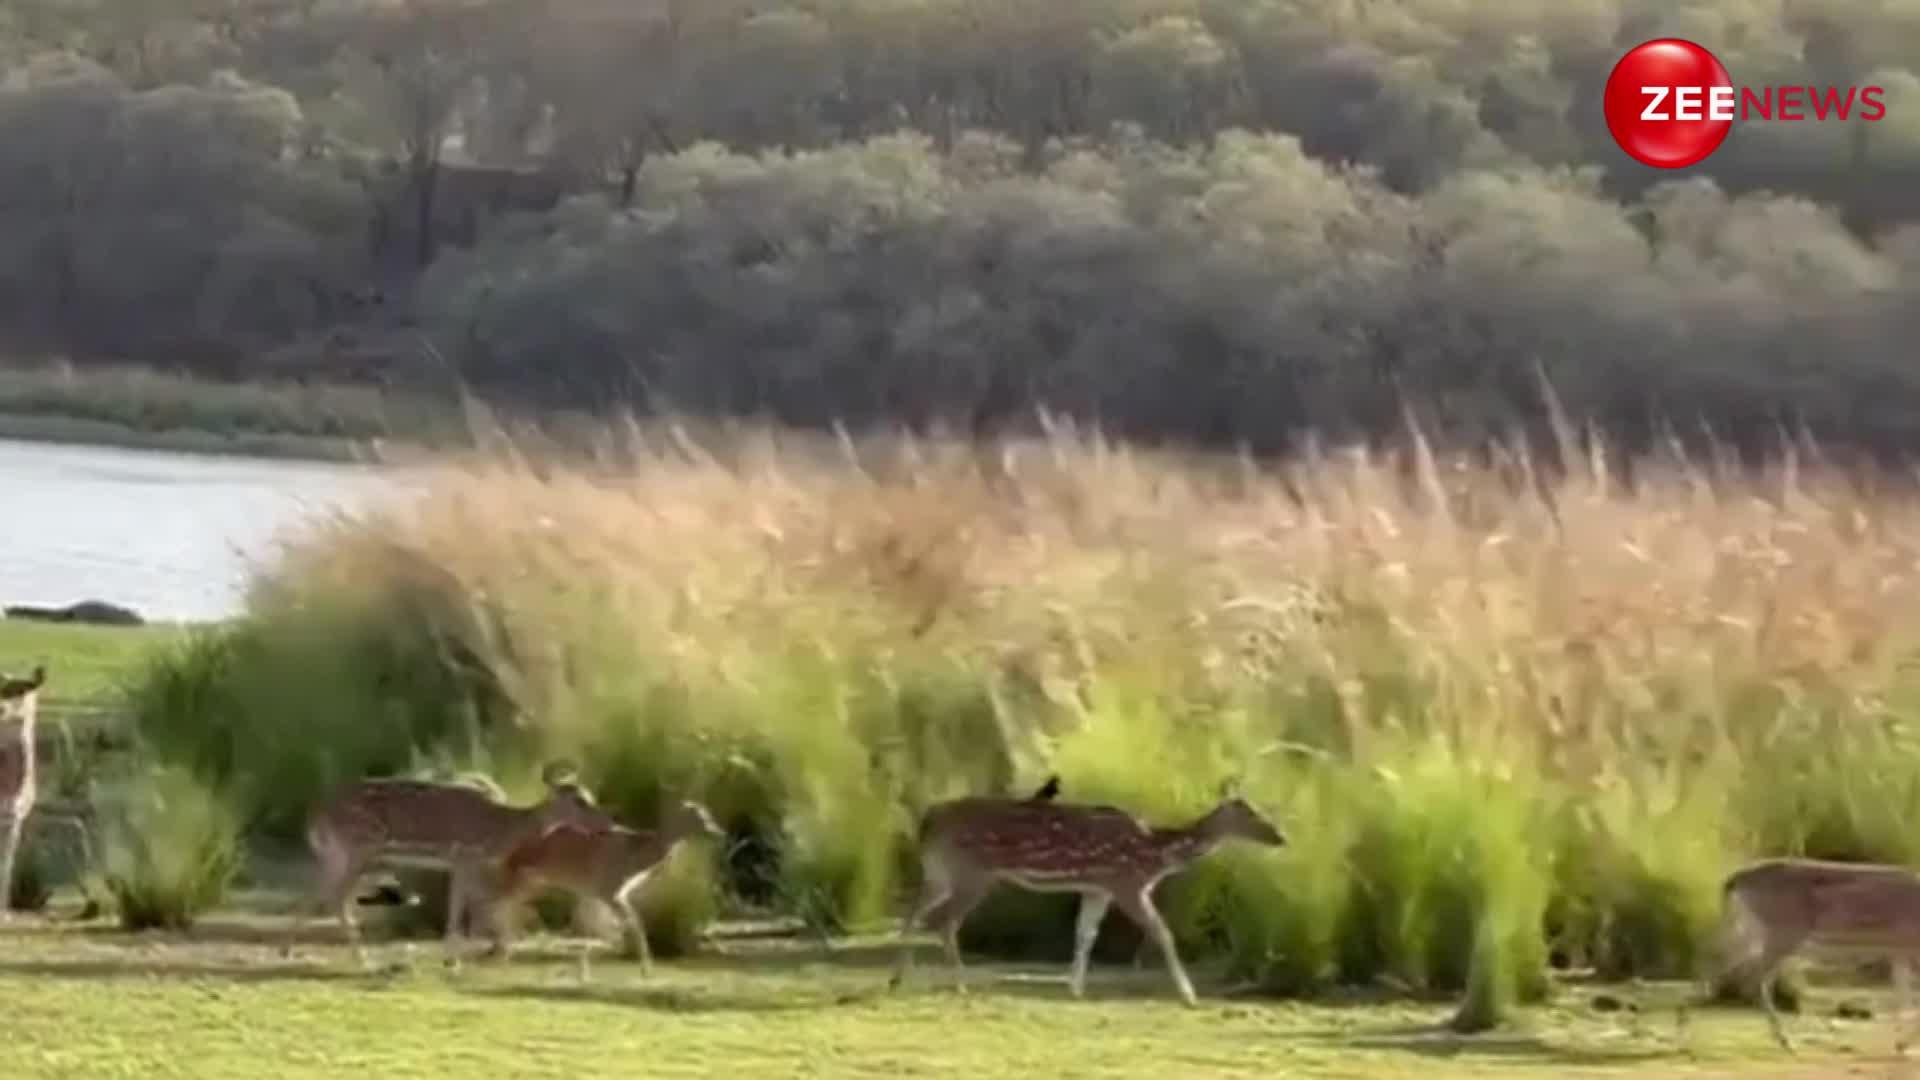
[1029,775,1061,801]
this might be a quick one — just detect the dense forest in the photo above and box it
[4,0,1920,453]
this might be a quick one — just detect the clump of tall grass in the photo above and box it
[97,763,242,930]
[10,813,104,915]
[8,843,56,912]
[128,417,1920,1024]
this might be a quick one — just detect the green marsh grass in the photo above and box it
[125,421,1920,1025]
[98,762,243,930]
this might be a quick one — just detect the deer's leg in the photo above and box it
[1711,915,1779,1000]
[1750,943,1801,1054]
[335,880,372,969]
[1068,890,1112,1000]
[479,879,524,963]
[1896,957,1920,1056]
[612,882,653,976]
[285,842,369,968]
[0,810,23,920]
[934,875,992,972]
[443,865,471,970]
[888,858,954,991]
[923,872,995,995]
[1735,925,1808,1054]
[479,899,510,961]
[1113,886,1198,1008]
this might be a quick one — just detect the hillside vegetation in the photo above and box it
[2,0,1919,453]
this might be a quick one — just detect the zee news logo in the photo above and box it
[1604,38,1889,169]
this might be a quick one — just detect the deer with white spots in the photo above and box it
[283,762,613,967]
[0,665,47,918]
[1715,856,1920,1054]
[887,780,1285,1005]
[482,798,726,975]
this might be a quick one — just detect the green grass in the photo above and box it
[0,903,1889,1079]
[0,621,186,710]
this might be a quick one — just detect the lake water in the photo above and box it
[0,438,408,622]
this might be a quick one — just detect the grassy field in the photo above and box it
[0,620,183,709]
[0,541,1874,1080]
[0,894,1904,1080]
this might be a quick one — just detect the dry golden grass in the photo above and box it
[130,418,1920,1025]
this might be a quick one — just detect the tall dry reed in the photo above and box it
[130,419,1920,1022]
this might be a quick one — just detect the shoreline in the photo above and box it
[0,412,415,464]
[0,361,477,464]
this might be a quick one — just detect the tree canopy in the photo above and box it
[2,0,1917,453]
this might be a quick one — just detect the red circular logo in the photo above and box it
[1604,39,1733,169]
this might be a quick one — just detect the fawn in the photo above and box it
[482,799,725,974]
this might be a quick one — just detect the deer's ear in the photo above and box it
[541,760,580,787]
[29,665,46,688]
[1218,777,1242,799]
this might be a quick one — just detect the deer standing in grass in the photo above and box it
[0,665,47,918]
[888,781,1285,1006]
[283,763,612,967]
[482,799,725,975]
[1715,856,1920,1053]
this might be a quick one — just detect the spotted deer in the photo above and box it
[888,782,1285,1005]
[482,799,725,974]
[0,665,47,917]
[1715,856,1920,1053]
[283,763,613,967]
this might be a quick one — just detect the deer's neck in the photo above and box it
[654,822,704,862]
[503,802,562,847]
[1149,812,1225,868]
[6,708,32,751]
[2,709,35,806]
[644,832,678,869]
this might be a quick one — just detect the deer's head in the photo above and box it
[537,760,604,826]
[1205,780,1285,847]
[0,664,47,726]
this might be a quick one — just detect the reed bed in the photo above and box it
[128,419,1920,1026]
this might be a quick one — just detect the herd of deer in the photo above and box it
[7,664,1920,1050]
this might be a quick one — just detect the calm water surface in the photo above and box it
[0,438,413,622]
